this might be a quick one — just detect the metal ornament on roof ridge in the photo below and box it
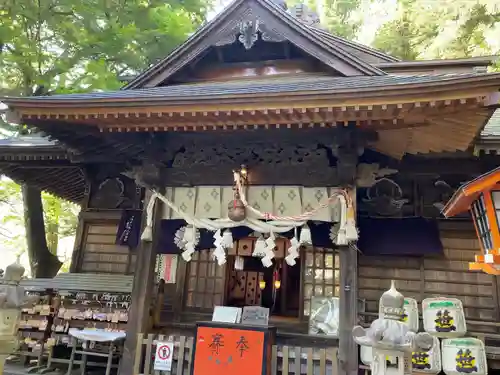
[288,3,321,27]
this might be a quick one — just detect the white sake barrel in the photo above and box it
[401,298,419,332]
[379,297,419,332]
[422,298,466,337]
[360,346,398,369]
[412,336,442,374]
[441,338,487,375]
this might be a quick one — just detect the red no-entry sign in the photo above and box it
[154,342,173,371]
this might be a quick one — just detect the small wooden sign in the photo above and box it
[241,307,269,326]
[212,306,242,323]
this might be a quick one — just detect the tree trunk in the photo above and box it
[46,198,60,255]
[22,184,62,278]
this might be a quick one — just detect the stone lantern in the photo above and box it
[353,281,433,375]
[0,260,38,374]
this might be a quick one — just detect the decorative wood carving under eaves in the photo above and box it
[88,173,142,210]
[215,9,286,50]
[169,140,331,168]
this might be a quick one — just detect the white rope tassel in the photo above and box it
[140,193,159,242]
[345,204,359,243]
[336,195,348,246]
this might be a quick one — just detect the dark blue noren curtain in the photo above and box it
[357,217,443,256]
[116,210,142,249]
[121,215,443,256]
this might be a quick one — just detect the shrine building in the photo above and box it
[1,0,500,374]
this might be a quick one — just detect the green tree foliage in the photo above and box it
[0,0,209,275]
[372,0,500,60]
[322,0,362,40]
[0,0,209,97]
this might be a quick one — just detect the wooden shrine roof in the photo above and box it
[122,0,388,89]
[5,73,499,106]
[0,136,66,160]
[1,0,500,162]
[0,136,86,203]
[3,72,500,159]
[480,109,500,138]
[474,110,500,155]
[302,26,399,64]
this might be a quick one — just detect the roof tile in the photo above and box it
[8,73,491,102]
[481,109,500,137]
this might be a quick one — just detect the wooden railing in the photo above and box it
[133,333,339,375]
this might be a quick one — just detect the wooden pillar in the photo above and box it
[120,189,163,375]
[337,157,359,375]
[339,246,358,375]
[69,213,85,272]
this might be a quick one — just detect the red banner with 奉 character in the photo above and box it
[192,326,265,375]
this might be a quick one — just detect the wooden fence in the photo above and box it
[133,333,339,375]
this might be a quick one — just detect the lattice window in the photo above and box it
[302,247,340,317]
[185,250,226,310]
[472,194,493,251]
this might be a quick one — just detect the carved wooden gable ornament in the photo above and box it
[124,0,385,89]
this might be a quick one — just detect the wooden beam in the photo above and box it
[164,164,339,186]
[394,157,500,176]
[119,189,162,375]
